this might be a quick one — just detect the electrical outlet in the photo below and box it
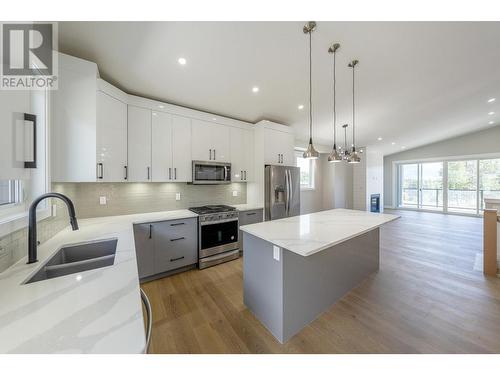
[273,245,280,261]
[175,192,181,201]
[232,190,238,197]
[99,196,107,205]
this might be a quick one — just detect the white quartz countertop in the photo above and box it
[240,208,399,257]
[0,209,196,354]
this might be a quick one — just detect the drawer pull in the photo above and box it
[170,256,185,262]
[170,237,185,242]
[246,212,256,216]
[170,222,185,226]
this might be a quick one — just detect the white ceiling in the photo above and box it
[58,21,500,155]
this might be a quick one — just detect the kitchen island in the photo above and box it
[240,208,398,343]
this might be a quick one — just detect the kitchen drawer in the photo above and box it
[153,218,198,273]
[155,218,197,237]
[154,233,198,273]
[238,208,263,252]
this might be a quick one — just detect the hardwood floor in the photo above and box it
[141,209,500,353]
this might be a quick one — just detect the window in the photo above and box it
[296,151,315,189]
[0,180,22,207]
[396,157,500,215]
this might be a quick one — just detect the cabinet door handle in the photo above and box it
[124,165,128,180]
[240,171,243,181]
[170,256,185,262]
[280,154,283,164]
[170,237,185,242]
[246,212,256,216]
[209,149,212,160]
[147,167,150,180]
[97,163,103,179]
[169,167,172,180]
[278,154,280,163]
[244,170,247,180]
[174,167,177,180]
[170,222,185,226]
[213,149,216,160]
[148,224,152,239]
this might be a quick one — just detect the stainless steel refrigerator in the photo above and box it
[265,165,300,221]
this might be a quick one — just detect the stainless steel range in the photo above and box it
[189,205,239,269]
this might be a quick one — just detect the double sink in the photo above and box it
[25,239,117,284]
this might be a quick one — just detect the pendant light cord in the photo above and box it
[309,31,313,143]
[351,62,355,150]
[333,49,337,148]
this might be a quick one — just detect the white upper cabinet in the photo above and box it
[191,119,230,162]
[264,127,295,166]
[128,106,152,182]
[230,127,254,182]
[151,112,192,182]
[151,111,173,182]
[96,91,128,182]
[171,115,192,182]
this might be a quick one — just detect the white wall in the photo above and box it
[300,153,353,214]
[383,125,500,207]
[366,148,384,212]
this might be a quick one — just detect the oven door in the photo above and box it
[200,220,239,258]
[192,161,231,184]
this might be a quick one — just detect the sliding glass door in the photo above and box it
[447,160,477,214]
[479,159,500,210]
[398,162,443,211]
[397,157,500,215]
[420,162,444,211]
[399,164,418,208]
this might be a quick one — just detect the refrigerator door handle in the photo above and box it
[287,169,292,215]
[285,169,290,215]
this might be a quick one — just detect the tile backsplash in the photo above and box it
[52,182,247,218]
[0,182,247,272]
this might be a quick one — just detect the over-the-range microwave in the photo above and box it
[191,160,231,184]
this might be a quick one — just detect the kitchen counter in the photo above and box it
[242,208,399,343]
[240,208,398,256]
[0,209,196,354]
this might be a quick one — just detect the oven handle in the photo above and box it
[200,218,238,226]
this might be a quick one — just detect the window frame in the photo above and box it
[295,150,315,191]
[393,153,500,217]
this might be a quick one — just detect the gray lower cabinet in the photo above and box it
[238,208,263,252]
[133,217,197,279]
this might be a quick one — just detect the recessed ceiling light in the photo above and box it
[488,111,495,115]
[298,104,304,110]
[391,142,396,145]
[489,121,494,125]
[488,98,496,103]
[377,137,383,141]
[252,86,259,93]
[212,117,217,121]
[178,57,187,65]
[158,105,165,109]
[152,112,157,116]
[401,146,406,149]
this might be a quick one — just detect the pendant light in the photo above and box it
[348,59,361,164]
[327,43,342,163]
[341,124,351,160]
[302,21,319,160]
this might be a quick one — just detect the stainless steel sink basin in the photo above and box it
[24,238,117,284]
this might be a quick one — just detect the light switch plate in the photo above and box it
[99,196,107,205]
[273,245,280,261]
[175,192,181,201]
[232,190,238,197]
